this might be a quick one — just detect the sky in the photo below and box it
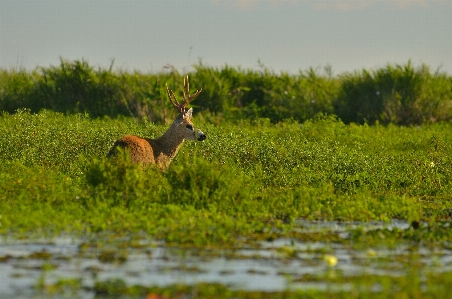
[1,0,451,75]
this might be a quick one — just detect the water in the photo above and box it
[1,220,451,298]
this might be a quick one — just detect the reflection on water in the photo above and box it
[0,220,451,298]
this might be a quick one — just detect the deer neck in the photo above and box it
[150,123,185,167]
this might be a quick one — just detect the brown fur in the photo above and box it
[107,110,205,169]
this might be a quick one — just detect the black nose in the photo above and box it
[198,133,206,141]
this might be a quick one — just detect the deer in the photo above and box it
[107,76,206,169]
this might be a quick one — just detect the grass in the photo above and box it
[0,109,451,239]
[1,59,451,125]
[1,60,451,298]
[1,109,452,298]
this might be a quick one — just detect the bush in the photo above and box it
[335,61,452,125]
[84,153,171,209]
[165,154,256,212]
[0,59,451,125]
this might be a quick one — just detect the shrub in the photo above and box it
[84,153,171,208]
[0,60,451,125]
[335,62,452,125]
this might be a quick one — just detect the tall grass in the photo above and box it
[1,59,451,125]
[335,61,452,125]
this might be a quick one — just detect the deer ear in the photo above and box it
[175,112,184,123]
[185,108,193,119]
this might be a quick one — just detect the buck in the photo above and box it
[107,76,206,169]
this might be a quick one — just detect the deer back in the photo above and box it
[107,135,155,165]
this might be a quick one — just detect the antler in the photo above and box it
[166,75,203,113]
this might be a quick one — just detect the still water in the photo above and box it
[1,220,451,298]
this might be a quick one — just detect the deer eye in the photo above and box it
[185,124,194,130]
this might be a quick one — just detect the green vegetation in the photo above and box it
[0,109,451,242]
[1,59,451,124]
[89,271,452,299]
[0,60,452,297]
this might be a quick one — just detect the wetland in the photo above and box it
[1,62,452,298]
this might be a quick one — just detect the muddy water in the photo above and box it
[1,220,452,298]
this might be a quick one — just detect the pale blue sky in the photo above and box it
[1,0,451,75]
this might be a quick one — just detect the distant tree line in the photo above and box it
[0,59,451,125]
